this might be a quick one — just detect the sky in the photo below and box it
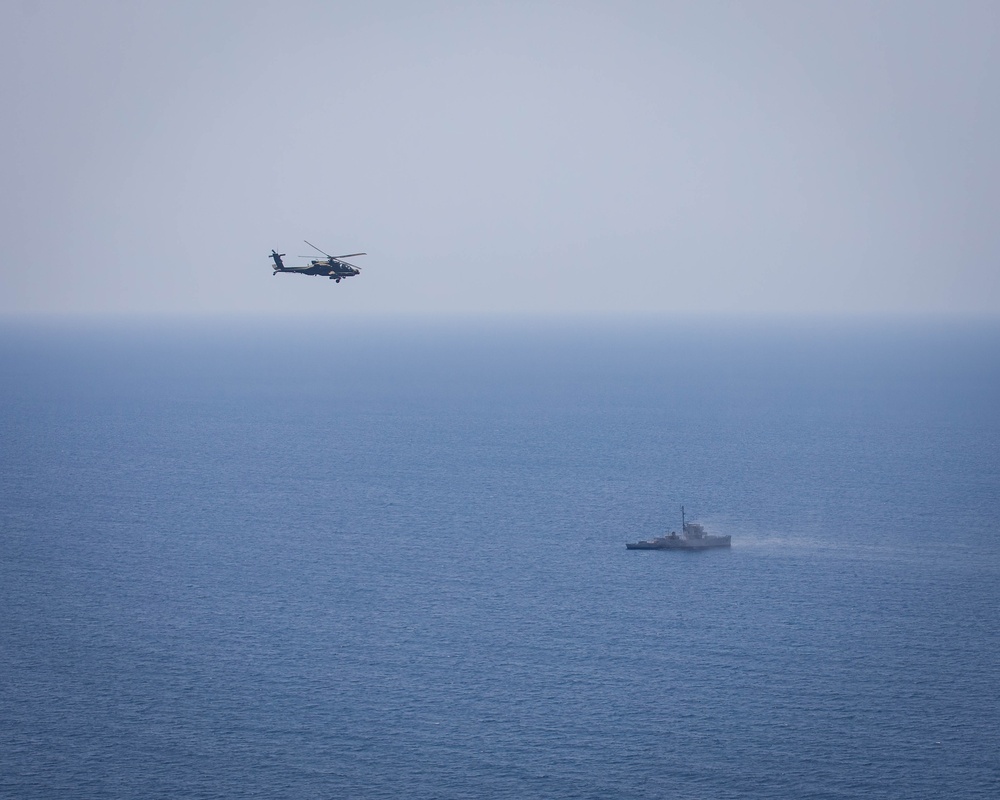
[2,0,998,317]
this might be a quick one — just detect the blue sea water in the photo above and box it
[1,316,998,799]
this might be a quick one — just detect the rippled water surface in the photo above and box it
[2,318,998,798]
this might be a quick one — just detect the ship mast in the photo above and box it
[681,505,686,533]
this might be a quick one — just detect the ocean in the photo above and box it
[1,316,998,799]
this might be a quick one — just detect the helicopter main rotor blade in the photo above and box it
[297,253,366,261]
[304,240,332,258]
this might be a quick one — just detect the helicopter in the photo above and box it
[269,241,366,282]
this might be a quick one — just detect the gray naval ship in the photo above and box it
[626,507,731,550]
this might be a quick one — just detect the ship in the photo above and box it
[626,507,731,550]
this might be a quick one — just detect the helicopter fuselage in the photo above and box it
[272,259,360,281]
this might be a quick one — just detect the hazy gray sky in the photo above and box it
[3,0,998,316]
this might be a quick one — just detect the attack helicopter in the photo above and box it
[269,241,366,282]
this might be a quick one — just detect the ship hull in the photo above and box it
[625,536,731,550]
